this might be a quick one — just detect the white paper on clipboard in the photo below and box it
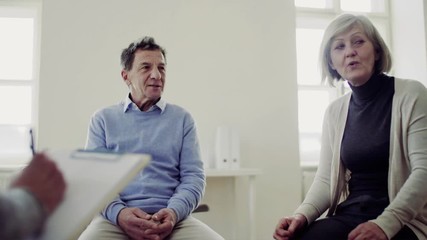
[37,149,150,240]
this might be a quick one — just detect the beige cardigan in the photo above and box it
[295,78,427,239]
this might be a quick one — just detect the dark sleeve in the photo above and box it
[0,188,45,240]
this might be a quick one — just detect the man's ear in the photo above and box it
[121,70,130,85]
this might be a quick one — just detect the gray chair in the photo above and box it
[193,204,209,213]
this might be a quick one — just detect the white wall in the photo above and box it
[38,0,301,239]
[390,0,427,86]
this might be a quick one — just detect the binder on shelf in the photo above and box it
[215,126,230,169]
[230,128,240,169]
[214,126,240,169]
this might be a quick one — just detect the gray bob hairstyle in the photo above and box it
[319,14,392,85]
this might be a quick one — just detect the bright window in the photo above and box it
[295,0,390,165]
[296,28,324,86]
[0,86,32,125]
[340,0,386,13]
[295,0,332,9]
[0,4,40,163]
[0,17,34,80]
[295,0,386,12]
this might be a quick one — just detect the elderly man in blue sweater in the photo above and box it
[78,37,223,240]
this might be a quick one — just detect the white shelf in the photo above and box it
[205,168,262,177]
[203,168,262,240]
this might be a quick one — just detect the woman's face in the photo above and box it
[329,26,378,86]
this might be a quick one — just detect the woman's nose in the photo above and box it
[345,46,357,57]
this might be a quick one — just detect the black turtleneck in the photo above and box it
[339,73,394,215]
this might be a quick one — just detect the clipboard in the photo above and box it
[37,149,150,240]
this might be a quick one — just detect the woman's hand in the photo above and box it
[348,222,388,240]
[273,214,307,240]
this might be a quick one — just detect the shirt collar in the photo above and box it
[123,94,166,113]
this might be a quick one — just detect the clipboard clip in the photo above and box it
[70,149,121,162]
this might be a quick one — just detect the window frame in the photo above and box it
[0,1,41,164]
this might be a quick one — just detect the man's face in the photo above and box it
[122,49,166,102]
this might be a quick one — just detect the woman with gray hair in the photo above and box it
[274,13,427,240]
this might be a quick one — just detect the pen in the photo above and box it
[29,128,35,156]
